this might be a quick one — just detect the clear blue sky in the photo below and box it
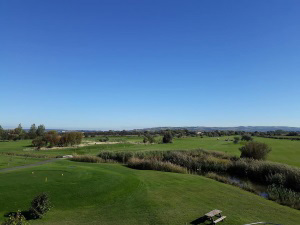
[1,0,300,130]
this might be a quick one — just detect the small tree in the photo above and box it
[162,131,173,143]
[29,193,51,219]
[233,136,240,144]
[32,136,47,150]
[44,131,60,148]
[241,134,253,141]
[239,141,272,160]
[99,136,109,142]
[143,135,155,144]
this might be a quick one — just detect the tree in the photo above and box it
[28,124,37,139]
[14,124,25,139]
[36,125,45,137]
[44,131,60,148]
[0,125,3,140]
[233,136,240,144]
[29,193,51,219]
[32,136,47,150]
[162,131,173,143]
[241,134,253,141]
[239,141,272,160]
[143,135,155,144]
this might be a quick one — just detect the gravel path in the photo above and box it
[0,158,62,173]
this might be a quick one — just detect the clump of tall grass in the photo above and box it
[267,184,300,209]
[70,155,105,163]
[127,158,188,174]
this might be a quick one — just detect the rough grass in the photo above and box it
[0,160,300,225]
[127,158,188,174]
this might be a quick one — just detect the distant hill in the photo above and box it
[137,126,300,132]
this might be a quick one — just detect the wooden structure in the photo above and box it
[205,209,226,224]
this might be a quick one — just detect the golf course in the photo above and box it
[1,135,300,224]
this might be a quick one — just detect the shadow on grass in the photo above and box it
[190,216,212,225]
[4,210,36,221]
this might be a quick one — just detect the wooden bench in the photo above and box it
[205,209,226,224]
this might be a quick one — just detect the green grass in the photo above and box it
[1,136,300,167]
[0,155,46,169]
[0,160,299,225]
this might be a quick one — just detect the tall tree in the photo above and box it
[36,125,46,137]
[28,124,37,139]
[14,124,23,134]
[0,125,3,140]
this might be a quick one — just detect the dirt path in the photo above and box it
[0,158,62,173]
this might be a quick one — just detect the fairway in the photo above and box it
[0,160,299,225]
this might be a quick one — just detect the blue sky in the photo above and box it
[1,0,300,130]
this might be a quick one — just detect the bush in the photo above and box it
[2,211,28,225]
[241,134,253,141]
[239,141,271,160]
[233,136,240,144]
[143,135,155,144]
[162,132,173,143]
[32,137,47,150]
[99,136,109,142]
[29,193,51,219]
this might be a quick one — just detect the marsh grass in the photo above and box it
[98,149,300,209]
[127,158,188,174]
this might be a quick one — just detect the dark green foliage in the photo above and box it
[32,136,47,150]
[29,193,51,219]
[36,125,45,137]
[59,132,83,146]
[1,210,28,225]
[162,132,173,143]
[28,124,37,139]
[239,141,271,160]
[267,184,300,209]
[99,136,109,142]
[233,136,240,144]
[143,135,155,144]
[241,134,253,141]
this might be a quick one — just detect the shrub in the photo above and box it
[143,135,155,144]
[241,134,253,141]
[162,132,173,143]
[239,141,271,160]
[2,210,28,225]
[29,193,51,219]
[32,137,47,150]
[99,136,109,142]
[233,136,240,144]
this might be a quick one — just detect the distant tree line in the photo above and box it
[0,124,45,141]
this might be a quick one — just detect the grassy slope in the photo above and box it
[0,160,299,225]
[1,136,300,167]
[0,155,46,169]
